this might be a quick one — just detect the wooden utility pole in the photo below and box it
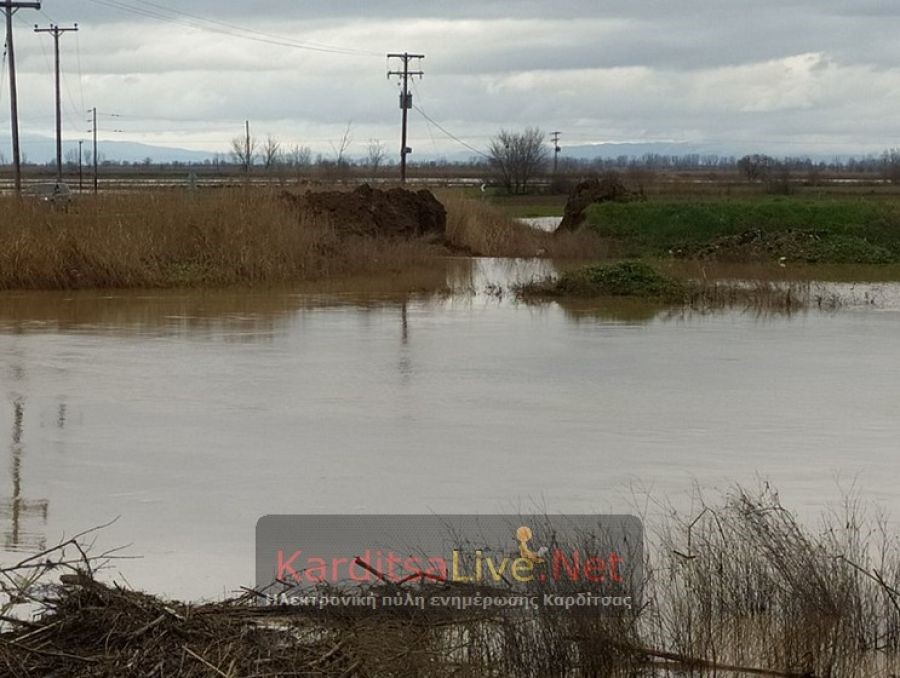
[551,131,562,174]
[387,52,424,184]
[34,23,78,183]
[3,1,42,194]
[91,107,97,193]
[77,139,82,190]
[244,119,250,177]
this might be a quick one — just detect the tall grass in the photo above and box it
[440,191,608,258]
[0,190,442,290]
[643,486,900,676]
[0,190,610,291]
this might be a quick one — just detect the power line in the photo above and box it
[130,0,381,57]
[4,0,43,193]
[74,29,85,114]
[35,23,79,180]
[81,0,380,57]
[411,103,489,159]
[387,52,424,182]
[551,131,561,173]
[0,39,7,111]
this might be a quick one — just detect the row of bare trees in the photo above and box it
[230,122,387,174]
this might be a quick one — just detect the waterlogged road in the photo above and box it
[1,259,898,599]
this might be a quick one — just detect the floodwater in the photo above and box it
[1,258,899,600]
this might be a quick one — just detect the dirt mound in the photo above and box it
[556,175,641,232]
[283,184,447,239]
[682,229,819,262]
[681,228,893,264]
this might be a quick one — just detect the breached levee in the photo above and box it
[555,174,642,232]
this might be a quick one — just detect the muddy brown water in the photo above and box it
[1,258,899,600]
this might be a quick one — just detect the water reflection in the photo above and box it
[0,258,899,599]
[0,262,472,339]
[2,400,49,552]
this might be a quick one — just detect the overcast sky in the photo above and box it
[4,0,900,158]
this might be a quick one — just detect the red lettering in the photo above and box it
[276,549,303,582]
[552,549,581,581]
[608,552,624,583]
[583,556,606,583]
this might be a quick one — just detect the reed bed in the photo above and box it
[440,191,609,258]
[516,260,842,313]
[0,190,608,291]
[0,190,443,290]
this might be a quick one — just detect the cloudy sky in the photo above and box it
[4,0,900,159]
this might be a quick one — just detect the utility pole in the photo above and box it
[3,1,42,194]
[387,52,424,184]
[34,23,78,183]
[91,107,97,193]
[77,139,82,191]
[244,119,250,178]
[551,131,562,174]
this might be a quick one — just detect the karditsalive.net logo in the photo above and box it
[272,523,626,586]
[256,515,643,616]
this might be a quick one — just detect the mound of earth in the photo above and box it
[556,175,641,232]
[282,184,447,239]
[681,229,820,262]
[679,228,894,264]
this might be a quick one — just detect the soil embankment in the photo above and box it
[555,175,641,232]
[282,184,447,239]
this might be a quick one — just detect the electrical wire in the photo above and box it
[1,40,7,110]
[410,102,490,159]
[131,0,382,57]
[81,0,381,57]
[74,30,86,115]
[410,79,440,156]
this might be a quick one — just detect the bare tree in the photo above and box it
[262,135,281,171]
[64,148,79,169]
[331,121,353,168]
[882,148,900,184]
[366,139,386,176]
[287,144,312,168]
[737,154,776,182]
[488,128,548,194]
[231,134,257,172]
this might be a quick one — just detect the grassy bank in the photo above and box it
[586,198,900,263]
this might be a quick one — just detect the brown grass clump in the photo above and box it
[440,192,608,258]
[0,190,443,290]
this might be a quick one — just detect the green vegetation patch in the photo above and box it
[522,261,686,300]
[585,199,900,263]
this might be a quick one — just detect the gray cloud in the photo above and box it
[4,0,900,159]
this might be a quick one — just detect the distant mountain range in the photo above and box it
[5,135,218,165]
[0,134,877,166]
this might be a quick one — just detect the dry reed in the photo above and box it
[0,190,608,291]
[0,190,442,290]
[440,191,608,258]
[2,487,898,676]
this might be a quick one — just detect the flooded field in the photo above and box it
[1,258,899,600]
